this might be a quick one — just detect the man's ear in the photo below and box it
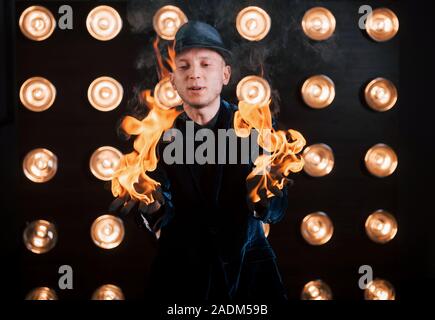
[223,65,231,85]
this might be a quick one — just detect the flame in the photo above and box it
[112,35,305,206]
[167,41,177,72]
[153,37,177,79]
[111,90,182,204]
[111,38,181,205]
[234,99,306,203]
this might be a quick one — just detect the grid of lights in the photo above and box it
[19,4,399,300]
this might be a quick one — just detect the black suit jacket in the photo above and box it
[142,98,289,303]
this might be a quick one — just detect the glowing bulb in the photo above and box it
[301,212,333,245]
[89,146,123,181]
[23,220,57,254]
[86,5,122,41]
[25,287,58,300]
[98,18,109,29]
[302,143,334,177]
[365,8,399,42]
[364,144,398,177]
[308,285,320,298]
[23,148,58,183]
[301,75,335,109]
[153,5,188,40]
[19,6,56,41]
[91,215,125,249]
[92,284,125,300]
[154,77,182,109]
[88,76,123,111]
[302,7,336,41]
[20,77,56,112]
[364,78,397,112]
[236,6,271,41]
[365,210,397,243]
[247,19,257,31]
[364,279,395,300]
[236,75,271,106]
[301,280,332,300]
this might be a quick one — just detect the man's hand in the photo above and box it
[108,187,165,231]
[247,176,293,205]
[108,193,163,216]
[247,177,294,221]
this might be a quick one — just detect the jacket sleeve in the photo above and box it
[136,143,175,236]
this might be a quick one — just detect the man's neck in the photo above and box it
[183,96,221,126]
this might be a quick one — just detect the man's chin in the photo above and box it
[181,97,209,109]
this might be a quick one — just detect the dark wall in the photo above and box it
[1,0,20,301]
[2,0,433,301]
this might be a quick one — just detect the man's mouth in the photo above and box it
[188,86,206,91]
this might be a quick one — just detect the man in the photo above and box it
[110,21,290,303]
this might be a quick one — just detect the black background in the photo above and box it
[1,0,434,307]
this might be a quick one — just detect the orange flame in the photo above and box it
[153,37,177,79]
[111,37,181,205]
[112,36,305,207]
[167,41,177,73]
[234,99,305,203]
[111,90,182,204]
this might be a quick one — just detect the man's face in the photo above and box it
[170,47,231,109]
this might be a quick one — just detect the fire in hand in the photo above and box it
[234,99,306,203]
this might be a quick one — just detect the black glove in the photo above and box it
[248,178,294,222]
[108,187,165,232]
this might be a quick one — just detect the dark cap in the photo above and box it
[173,21,232,63]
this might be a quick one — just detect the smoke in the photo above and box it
[124,0,345,122]
[126,0,177,33]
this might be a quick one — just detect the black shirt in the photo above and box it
[178,104,222,205]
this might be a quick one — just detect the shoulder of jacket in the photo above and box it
[222,99,238,113]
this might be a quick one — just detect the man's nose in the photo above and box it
[188,65,201,79]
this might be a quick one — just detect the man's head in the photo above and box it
[169,21,232,109]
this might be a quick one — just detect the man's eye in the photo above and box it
[179,65,188,69]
